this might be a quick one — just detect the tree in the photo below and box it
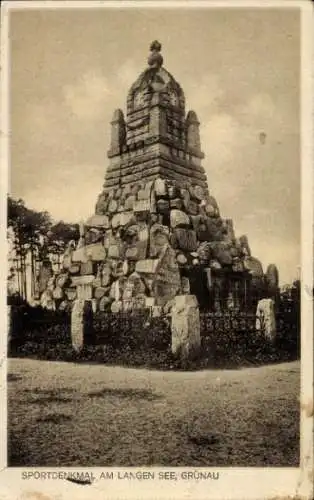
[46,221,80,271]
[8,196,80,300]
[8,197,51,299]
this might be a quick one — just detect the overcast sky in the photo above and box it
[9,7,300,284]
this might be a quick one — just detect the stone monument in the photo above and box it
[40,41,277,316]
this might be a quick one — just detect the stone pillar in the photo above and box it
[256,298,276,342]
[171,295,201,361]
[71,299,93,351]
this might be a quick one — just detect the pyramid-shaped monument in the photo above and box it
[40,42,279,313]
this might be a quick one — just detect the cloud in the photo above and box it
[63,70,112,121]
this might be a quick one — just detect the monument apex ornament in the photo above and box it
[147,40,163,68]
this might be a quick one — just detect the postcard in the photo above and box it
[1,1,313,499]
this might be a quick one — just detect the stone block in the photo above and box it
[192,185,205,202]
[108,199,118,213]
[86,214,110,229]
[94,287,107,299]
[156,199,170,214]
[84,242,107,262]
[145,297,155,308]
[197,242,212,263]
[95,191,109,215]
[153,246,181,306]
[170,209,190,228]
[40,290,55,310]
[170,198,184,210]
[232,258,244,272]
[171,295,201,361]
[62,254,72,270]
[86,228,103,245]
[111,277,128,302]
[77,284,93,300]
[59,300,69,312]
[127,272,146,296]
[101,264,112,287]
[52,286,63,300]
[69,264,80,274]
[111,260,126,279]
[154,178,167,197]
[176,253,188,265]
[133,294,147,310]
[207,195,219,210]
[72,246,88,263]
[244,256,263,276]
[55,273,68,288]
[124,195,136,210]
[80,260,94,275]
[186,200,199,216]
[152,306,163,317]
[136,259,160,274]
[111,213,121,229]
[108,241,125,260]
[99,296,112,312]
[71,274,95,286]
[204,203,216,217]
[137,181,154,200]
[111,300,123,313]
[133,199,151,213]
[150,224,170,257]
[172,228,198,252]
[113,187,122,200]
[125,245,140,261]
[190,214,203,232]
[167,183,180,199]
[65,288,77,301]
[46,278,55,293]
[239,235,251,257]
[204,218,223,240]
[181,188,191,210]
[112,211,134,228]
[196,223,211,241]
[209,259,222,269]
[212,242,233,266]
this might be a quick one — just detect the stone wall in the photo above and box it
[39,175,264,315]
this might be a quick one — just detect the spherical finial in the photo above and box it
[150,40,162,52]
[148,40,163,68]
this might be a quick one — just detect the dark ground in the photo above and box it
[7,358,300,467]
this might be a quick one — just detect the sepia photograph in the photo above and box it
[1,1,313,499]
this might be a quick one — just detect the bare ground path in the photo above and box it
[8,358,300,466]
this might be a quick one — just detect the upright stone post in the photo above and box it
[171,295,201,361]
[71,299,93,351]
[256,298,276,342]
